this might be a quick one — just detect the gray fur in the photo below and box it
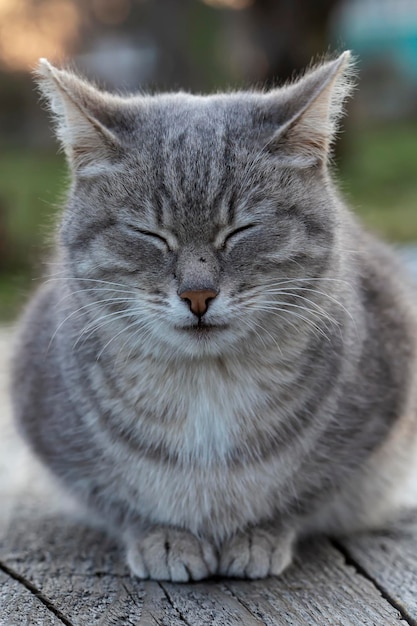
[12,53,417,581]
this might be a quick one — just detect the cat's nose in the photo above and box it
[179,289,218,317]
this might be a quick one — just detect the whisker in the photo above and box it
[259,299,335,324]
[260,297,341,328]
[245,279,355,318]
[116,319,157,364]
[236,314,282,355]
[259,286,356,327]
[256,277,353,288]
[72,308,140,349]
[45,276,141,291]
[96,317,156,361]
[57,287,139,303]
[248,304,330,341]
[74,300,162,347]
[49,297,139,352]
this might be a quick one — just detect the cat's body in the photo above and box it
[12,53,417,581]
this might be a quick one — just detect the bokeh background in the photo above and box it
[1,0,417,320]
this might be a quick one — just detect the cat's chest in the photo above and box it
[89,357,298,536]
[134,360,270,460]
[168,388,236,460]
[92,355,284,462]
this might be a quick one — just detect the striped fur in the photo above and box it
[12,53,417,581]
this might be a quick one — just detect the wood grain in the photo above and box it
[0,570,64,626]
[1,507,414,625]
[224,538,410,626]
[339,514,417,625]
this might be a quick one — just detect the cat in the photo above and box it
[11,51,417,582]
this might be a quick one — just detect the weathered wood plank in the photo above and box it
[224,539,409,626]
[339,514,417,625]
[0,508,411,625]
[0,569,63,626]
[0,511,206,625]
[135,581,189,626]
[161,580,266,625]
[0,514,259,626]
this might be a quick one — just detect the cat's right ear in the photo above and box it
[35,59,124,175]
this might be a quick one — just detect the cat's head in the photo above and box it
[37,53,353,360]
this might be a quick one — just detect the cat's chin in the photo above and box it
[167,322,238,357]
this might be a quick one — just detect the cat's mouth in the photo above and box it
[176,321,229,334]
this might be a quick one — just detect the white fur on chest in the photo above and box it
[178,386,236,462]
[119,355,280,462]
[89,352,299,539]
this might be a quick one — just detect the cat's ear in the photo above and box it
[264,52,354,167]
[35,59,124,175]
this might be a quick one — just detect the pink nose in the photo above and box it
[179,289,218,317]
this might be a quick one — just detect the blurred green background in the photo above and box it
[1,0,417,320]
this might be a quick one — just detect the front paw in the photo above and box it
[125,526,218,582]
[219,525,295,579]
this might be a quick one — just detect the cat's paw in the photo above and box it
[125,526,218,582]
[219,526,295,579]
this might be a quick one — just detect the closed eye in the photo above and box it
[222,223,258,247]
[128,226,169,250]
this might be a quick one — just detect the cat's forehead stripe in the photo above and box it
[153,120,238,228]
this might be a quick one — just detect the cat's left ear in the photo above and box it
[264,51,355,167]
[35,59,127,175]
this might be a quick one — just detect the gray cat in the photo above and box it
[12,52,417,582]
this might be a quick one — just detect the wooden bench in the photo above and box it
[1,508,416,625]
